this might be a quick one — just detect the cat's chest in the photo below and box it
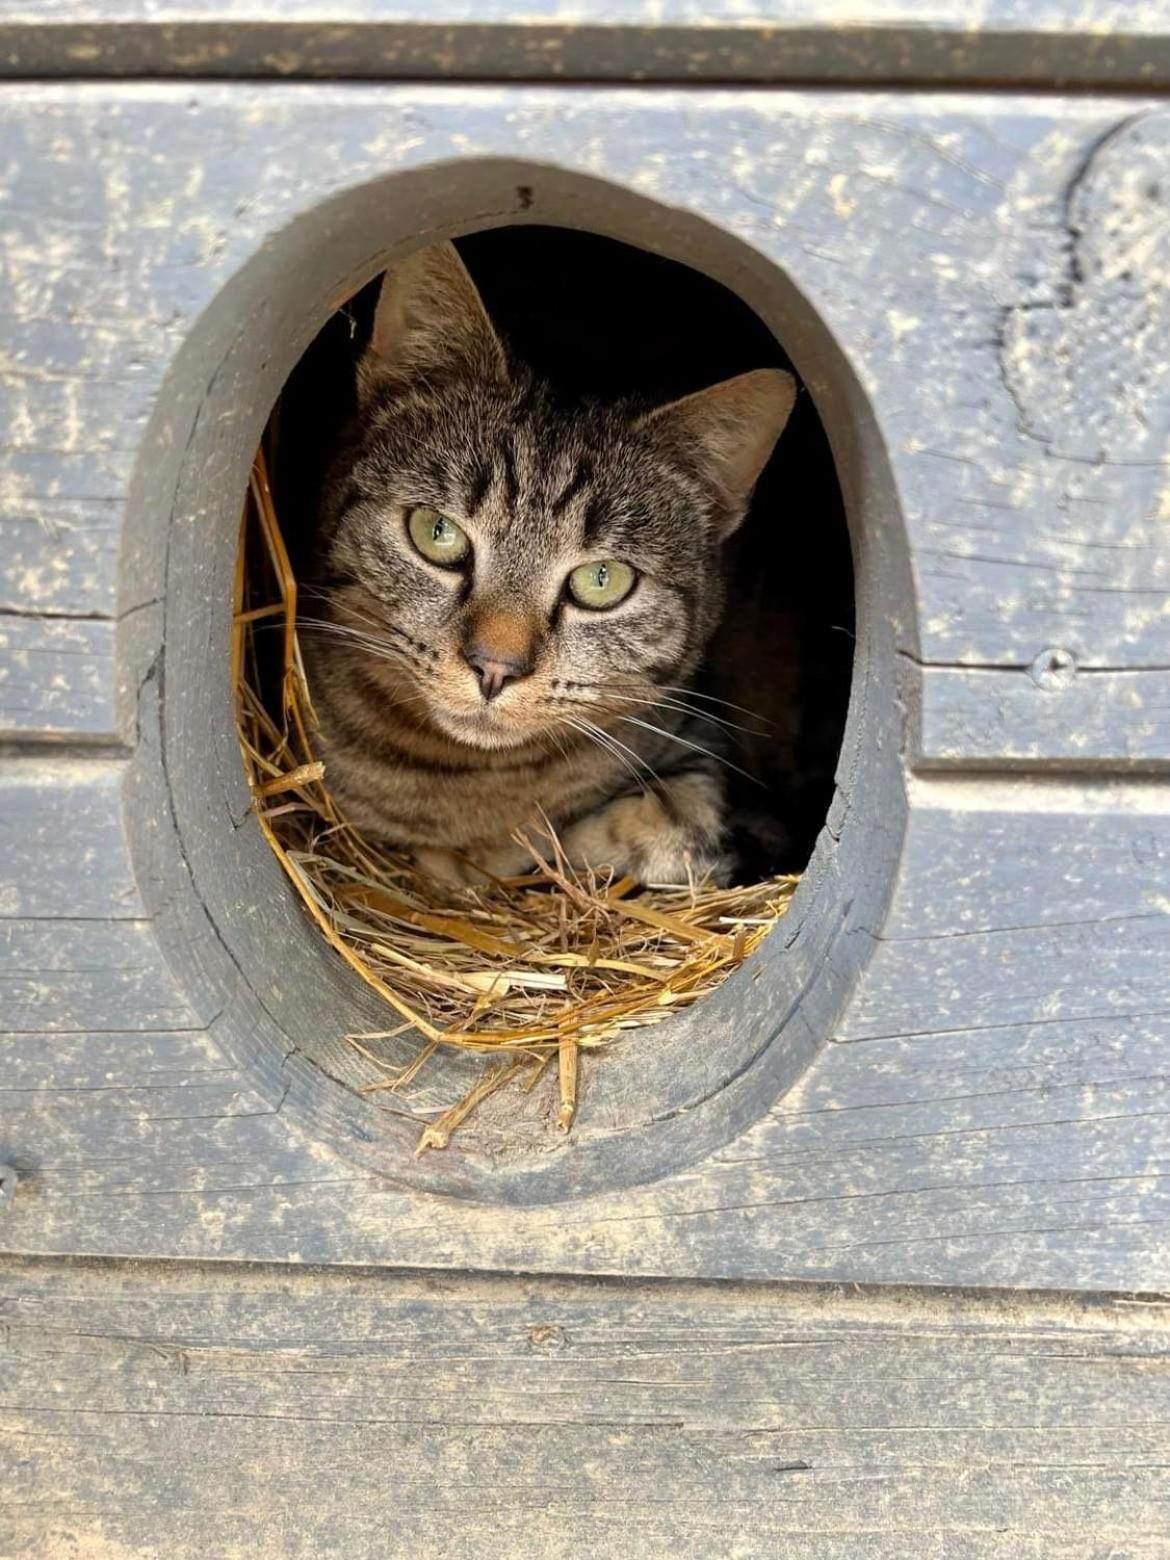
[325,727,619,848]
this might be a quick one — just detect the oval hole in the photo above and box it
[130,162,909,1202]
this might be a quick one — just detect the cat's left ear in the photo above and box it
[638,368,797,537]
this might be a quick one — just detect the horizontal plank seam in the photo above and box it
[0,44,1168,94]
[899,650,1170,676]
[1,1251,1168,1317]
[0,599,160,626]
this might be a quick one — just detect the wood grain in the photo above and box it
[3,768,1168,1291]
[0,87,1168,1285]
[1,88,1166,759]
[2,1258,1168,1558]
[0,758,140,919]
[0,28,1167,1550]
[916,665,1170,771]
[0,616,116,742]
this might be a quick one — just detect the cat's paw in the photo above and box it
[413,841,540,889]
[562,772,730,887]
[412,847,480,888]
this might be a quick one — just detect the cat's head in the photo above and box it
[316,241,795,752]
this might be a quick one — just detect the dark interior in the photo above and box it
[274,225,853,877]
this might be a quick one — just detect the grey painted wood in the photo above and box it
[0,502,121,619]
[2,1258,1168,1558]
[3,86,1167,1203]
[2,87,1167,761]
[0,85,1168,1284]
[1,1,1169,86]
[0,920,197,1033]
[0,758,141,919]
[841,777,1170,1040]
[9,1,1166,21]
[0,42,1164,1552]
[0,615,116,741]
[916,664,1170,770]
[3,768,1168,1291]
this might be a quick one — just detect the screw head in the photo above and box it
[1030,647,1078,690]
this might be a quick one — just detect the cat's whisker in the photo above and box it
[560,716,645,789]
[651,684,776,723]
[297,614,390,642]
[297,617,415,666]
[558,714,618,771]
[380,689,431,715]
[592,721,664,788]
[595,680,773,726]
[555,684,767,740]
[616,715,763,787]
[570,711,662,776]
[608,691,768,739]
[300,593,421,650]
[559,714,657,793]
[296,615,386,643]
[569,679,773,729]
[260,618,396,664]
[255,617,429,705]
[545,726,572,765]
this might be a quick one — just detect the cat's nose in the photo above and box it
[463,647,530,702]
[462,610,538,701]
[464,611,542,705]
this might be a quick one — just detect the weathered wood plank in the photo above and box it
[1,773,1168,1289]
[5,1022,1169,1286]
[0,1,1168,87]
[1,1025,234,1091]
[0,758,140,917]
[1,1260,1167,1558]
[0,920,198,1033]
[10,1038,1167,1288]
[915,664,1170,770]
[1,87,1167,766]
[0,503,120,620]
[840,778,1170,1041]
[1,88,1169,1285]
[913,105,1170,675]
[0,614,116,741]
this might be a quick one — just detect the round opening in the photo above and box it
[127,162,910,1203]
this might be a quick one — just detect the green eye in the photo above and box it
[407,506,470,567]
[568,559,636,610]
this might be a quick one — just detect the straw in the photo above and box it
[234,446,798,1148]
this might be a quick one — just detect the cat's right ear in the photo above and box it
[358,241,509,401]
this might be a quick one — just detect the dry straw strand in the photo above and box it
[235,446,798,1147]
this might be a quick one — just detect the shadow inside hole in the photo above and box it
[272,225,853,880]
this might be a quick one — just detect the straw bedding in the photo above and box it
[234,447,798,1147]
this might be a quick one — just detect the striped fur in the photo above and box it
[302,243,794,886]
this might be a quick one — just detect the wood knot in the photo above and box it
[527,1324,568,1354]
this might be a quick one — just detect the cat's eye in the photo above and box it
[407,506,470,567]
[567,559,637,610]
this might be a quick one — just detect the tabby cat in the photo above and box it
[303,241,795,887]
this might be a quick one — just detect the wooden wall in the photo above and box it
[1,6,1169,1550]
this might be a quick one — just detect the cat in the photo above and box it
[302,240,795,888]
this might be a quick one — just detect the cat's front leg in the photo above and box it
[561,769,731,887]
[413,839,540,889]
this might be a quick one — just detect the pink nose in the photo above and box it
[463,648,530,702]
